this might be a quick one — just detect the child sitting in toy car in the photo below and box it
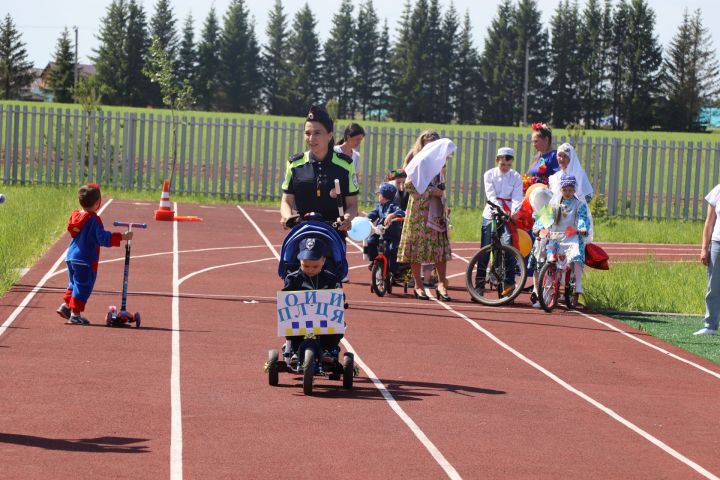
[282,236,343,364]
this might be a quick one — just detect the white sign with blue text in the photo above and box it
[276,289,346,337]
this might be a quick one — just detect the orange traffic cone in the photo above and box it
[154,180,175,221]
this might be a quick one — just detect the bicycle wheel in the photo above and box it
[564,267,576,309]
[465,244,527,306]
[538,262,559,312]
[371,261,387,297]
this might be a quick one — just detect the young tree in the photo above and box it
[353,0,380,120]
[47,27,76,103]
[479,0,517,125]
[659,8,720,131]
[322,0,355,118]
[194,7,221,110]
[92,0,129,105]
[453,11,481,124]
[0,14,34,100]
[287,4,321,116]
[144,35,193,185]
[261,0,291,115]
[549,0,581,127]
[218,0,262,112]
[177,13,196,91]
[126,0,151,107]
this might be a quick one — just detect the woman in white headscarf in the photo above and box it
[549,143,594,203]
[398,138,456,301]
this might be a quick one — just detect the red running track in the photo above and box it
[0,201,717,479]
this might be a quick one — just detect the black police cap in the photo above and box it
[306,105,333,133]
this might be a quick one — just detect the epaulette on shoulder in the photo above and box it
[335,151,353,163]
[288,152,304,163]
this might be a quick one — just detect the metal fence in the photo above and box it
[2,104,719,220]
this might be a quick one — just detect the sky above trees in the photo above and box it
[9,0,720,67]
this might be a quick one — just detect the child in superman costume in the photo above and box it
[56,184,132,325]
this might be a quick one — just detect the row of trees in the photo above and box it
[2,0,720,131]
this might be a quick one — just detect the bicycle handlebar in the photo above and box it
[373,216,404,235]
[486,200,511,221]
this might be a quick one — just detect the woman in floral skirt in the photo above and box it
[397,138,456,301]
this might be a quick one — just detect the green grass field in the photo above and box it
[583,260,705,314]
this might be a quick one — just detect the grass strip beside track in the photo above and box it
[583,260,705,315]
[612,313,720,365]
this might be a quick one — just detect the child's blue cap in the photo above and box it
[376,182,397,200]
[297,237,326,261]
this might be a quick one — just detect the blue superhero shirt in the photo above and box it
[66,211,121,271]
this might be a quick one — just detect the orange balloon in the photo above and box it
[524,182,548,201]
[516,229,532,257]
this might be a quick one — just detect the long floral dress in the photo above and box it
[397,181,452,264]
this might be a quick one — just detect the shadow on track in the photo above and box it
[0,433,150,453]
[275,377,504,401]
[84,324,211,333]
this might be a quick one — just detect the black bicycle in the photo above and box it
[465,200,527,305]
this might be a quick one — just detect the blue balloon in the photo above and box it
[348,217,372,241]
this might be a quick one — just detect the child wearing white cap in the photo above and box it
[474,147,524,297]
[482,147,523,220]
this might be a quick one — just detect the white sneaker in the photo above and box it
[531,301,541,309]
[693,328,717,336]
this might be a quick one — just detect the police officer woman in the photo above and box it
[280,105,359,232]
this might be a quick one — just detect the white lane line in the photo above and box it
[346,237,365,253]
[237,205,462,479]
[0,199,114,339]
[341,338,461,480]
[171,202,183,480]
[49,245,278,277]
[450,249,720,378]
[449,243,715,375]
[573,310,720,380]
[430,297,719,480]
[237,206,280,259]
[178,257,276,285]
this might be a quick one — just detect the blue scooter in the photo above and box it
[106,221,147,328]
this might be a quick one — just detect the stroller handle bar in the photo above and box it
[113,221,148,229]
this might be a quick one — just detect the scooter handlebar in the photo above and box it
[113,221,148,228]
